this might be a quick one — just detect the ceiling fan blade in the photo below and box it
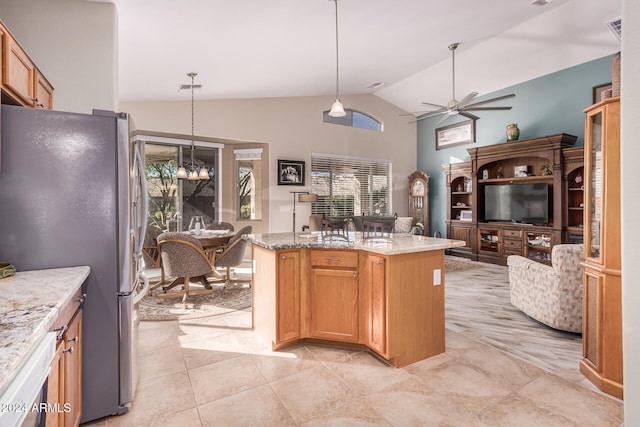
[464,106,512,111]
[420,101,447,109]
[456,92,478,109]
[465,93,515,108]
[459,111,480,121]
[435,113,452,125]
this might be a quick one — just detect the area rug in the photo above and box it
[444,255,487,272]
[139,283,251,321]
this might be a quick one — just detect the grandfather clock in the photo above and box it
[408,170,429,235]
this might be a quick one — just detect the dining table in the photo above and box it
[189,229,235,285]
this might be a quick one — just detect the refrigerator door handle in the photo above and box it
[133,143,148,259]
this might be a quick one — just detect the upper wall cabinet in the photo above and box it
[1,20,54,109]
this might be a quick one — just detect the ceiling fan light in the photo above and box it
[329,99,346,117]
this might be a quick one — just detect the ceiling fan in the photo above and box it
[414,42,515,125]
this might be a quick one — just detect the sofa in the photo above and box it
[507,244,584,333]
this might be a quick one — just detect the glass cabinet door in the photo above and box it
[586,110,602,261]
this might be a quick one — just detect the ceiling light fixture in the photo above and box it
[176,72,212,180]
[328,0,346,117]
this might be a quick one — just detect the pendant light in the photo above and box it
[177,72,211,180]
[328,0,346,117]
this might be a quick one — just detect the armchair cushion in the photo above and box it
[507,244,584,333]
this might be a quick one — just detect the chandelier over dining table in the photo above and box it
[176,72,214,180]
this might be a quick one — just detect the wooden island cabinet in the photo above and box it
[249,233,464,368]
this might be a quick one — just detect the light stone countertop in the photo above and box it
[0,266,90,396]
[245,232,466,255]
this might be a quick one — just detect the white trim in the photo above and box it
[311,151,391,164]
[234,148,263,160]
[132,134,225,149]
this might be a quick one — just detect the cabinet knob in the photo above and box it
[281,256,287,260]
[352,274,357,279]
[326,257,340,261]
[63,347,74,354]
[67,336,78,343]
[375,260,382,265]
[78,293,87,304]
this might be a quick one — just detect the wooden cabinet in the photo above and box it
[443,133,583,265]
[47,288,84,427]
[309,250,359,342]
[442,162,474,258]
[252,244,447,367]
[0,20,54,109]
[408,170,430,235]
[362,253,386,356]
[580,97,623,399]
[277,250,302,343]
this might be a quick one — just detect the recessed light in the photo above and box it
[530,0,551,5]
[366,82,385,89]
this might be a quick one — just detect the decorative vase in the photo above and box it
[506,123,520,141]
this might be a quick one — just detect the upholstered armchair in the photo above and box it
[507,244,584,333]
[156,232,214,306]
[213,226,252,287]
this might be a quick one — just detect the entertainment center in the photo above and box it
[442,133,584,265]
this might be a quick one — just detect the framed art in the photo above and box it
[436,119,475,150]
[592,82,612,104]
[278,159,305,185]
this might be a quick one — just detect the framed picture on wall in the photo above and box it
[435,119,475,150]
[592,82,612,104]
[277,159,305,185]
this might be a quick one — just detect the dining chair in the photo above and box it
[206,222,235,231]
[142,225,163,268]
[213,226,252,287]
[363,219,394,239]
[156,231,215,307]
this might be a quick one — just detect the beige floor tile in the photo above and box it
[139,407,202,427]
[269,365,355,424]
[515,373,624,426]
[188,355,266,406]
[180,332,245,370]
[198,384,295,427]
[366,376,480,426]
[303,343,368,364]
[176,320,235,345]
[251,344,323,382]
[137,321,182,355]
[138,343,186,381]
[323,351,415,396]
[105,371,196,427]
[476,393,581,427]
[458,345,544,388]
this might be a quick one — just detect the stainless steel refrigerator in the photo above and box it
[0,104,148,423]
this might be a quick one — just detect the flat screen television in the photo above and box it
[484,183,550,224]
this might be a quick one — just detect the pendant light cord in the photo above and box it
[188,72,196,169]
[333,0,340,101]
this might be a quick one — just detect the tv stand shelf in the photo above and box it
[443,133,583,265]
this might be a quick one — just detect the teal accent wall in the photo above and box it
[417,54,616,237]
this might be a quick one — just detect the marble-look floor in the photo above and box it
[82,258,623,426]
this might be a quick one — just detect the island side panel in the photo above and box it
[386,249,445,367]
[252,245,277,349]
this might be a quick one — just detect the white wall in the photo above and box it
[0,0,117,113]
[121,94,417,233]
[621,0,639,423]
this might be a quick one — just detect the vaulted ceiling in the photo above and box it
[108,0,621,114]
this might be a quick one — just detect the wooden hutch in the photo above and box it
[442,133,584,265]
[580,97,623,399]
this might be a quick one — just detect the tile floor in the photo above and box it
[83,259,624,427]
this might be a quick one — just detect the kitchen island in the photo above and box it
[246,232,465,367]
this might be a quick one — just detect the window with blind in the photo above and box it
[311,154,392,217]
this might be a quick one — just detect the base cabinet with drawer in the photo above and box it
[252,244,446,368]
[47,290,84,427]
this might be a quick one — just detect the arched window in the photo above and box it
[322,109,382,131]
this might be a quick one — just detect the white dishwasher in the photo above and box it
[0,332,56,427]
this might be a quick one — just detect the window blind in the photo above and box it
[311,153,392,217]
